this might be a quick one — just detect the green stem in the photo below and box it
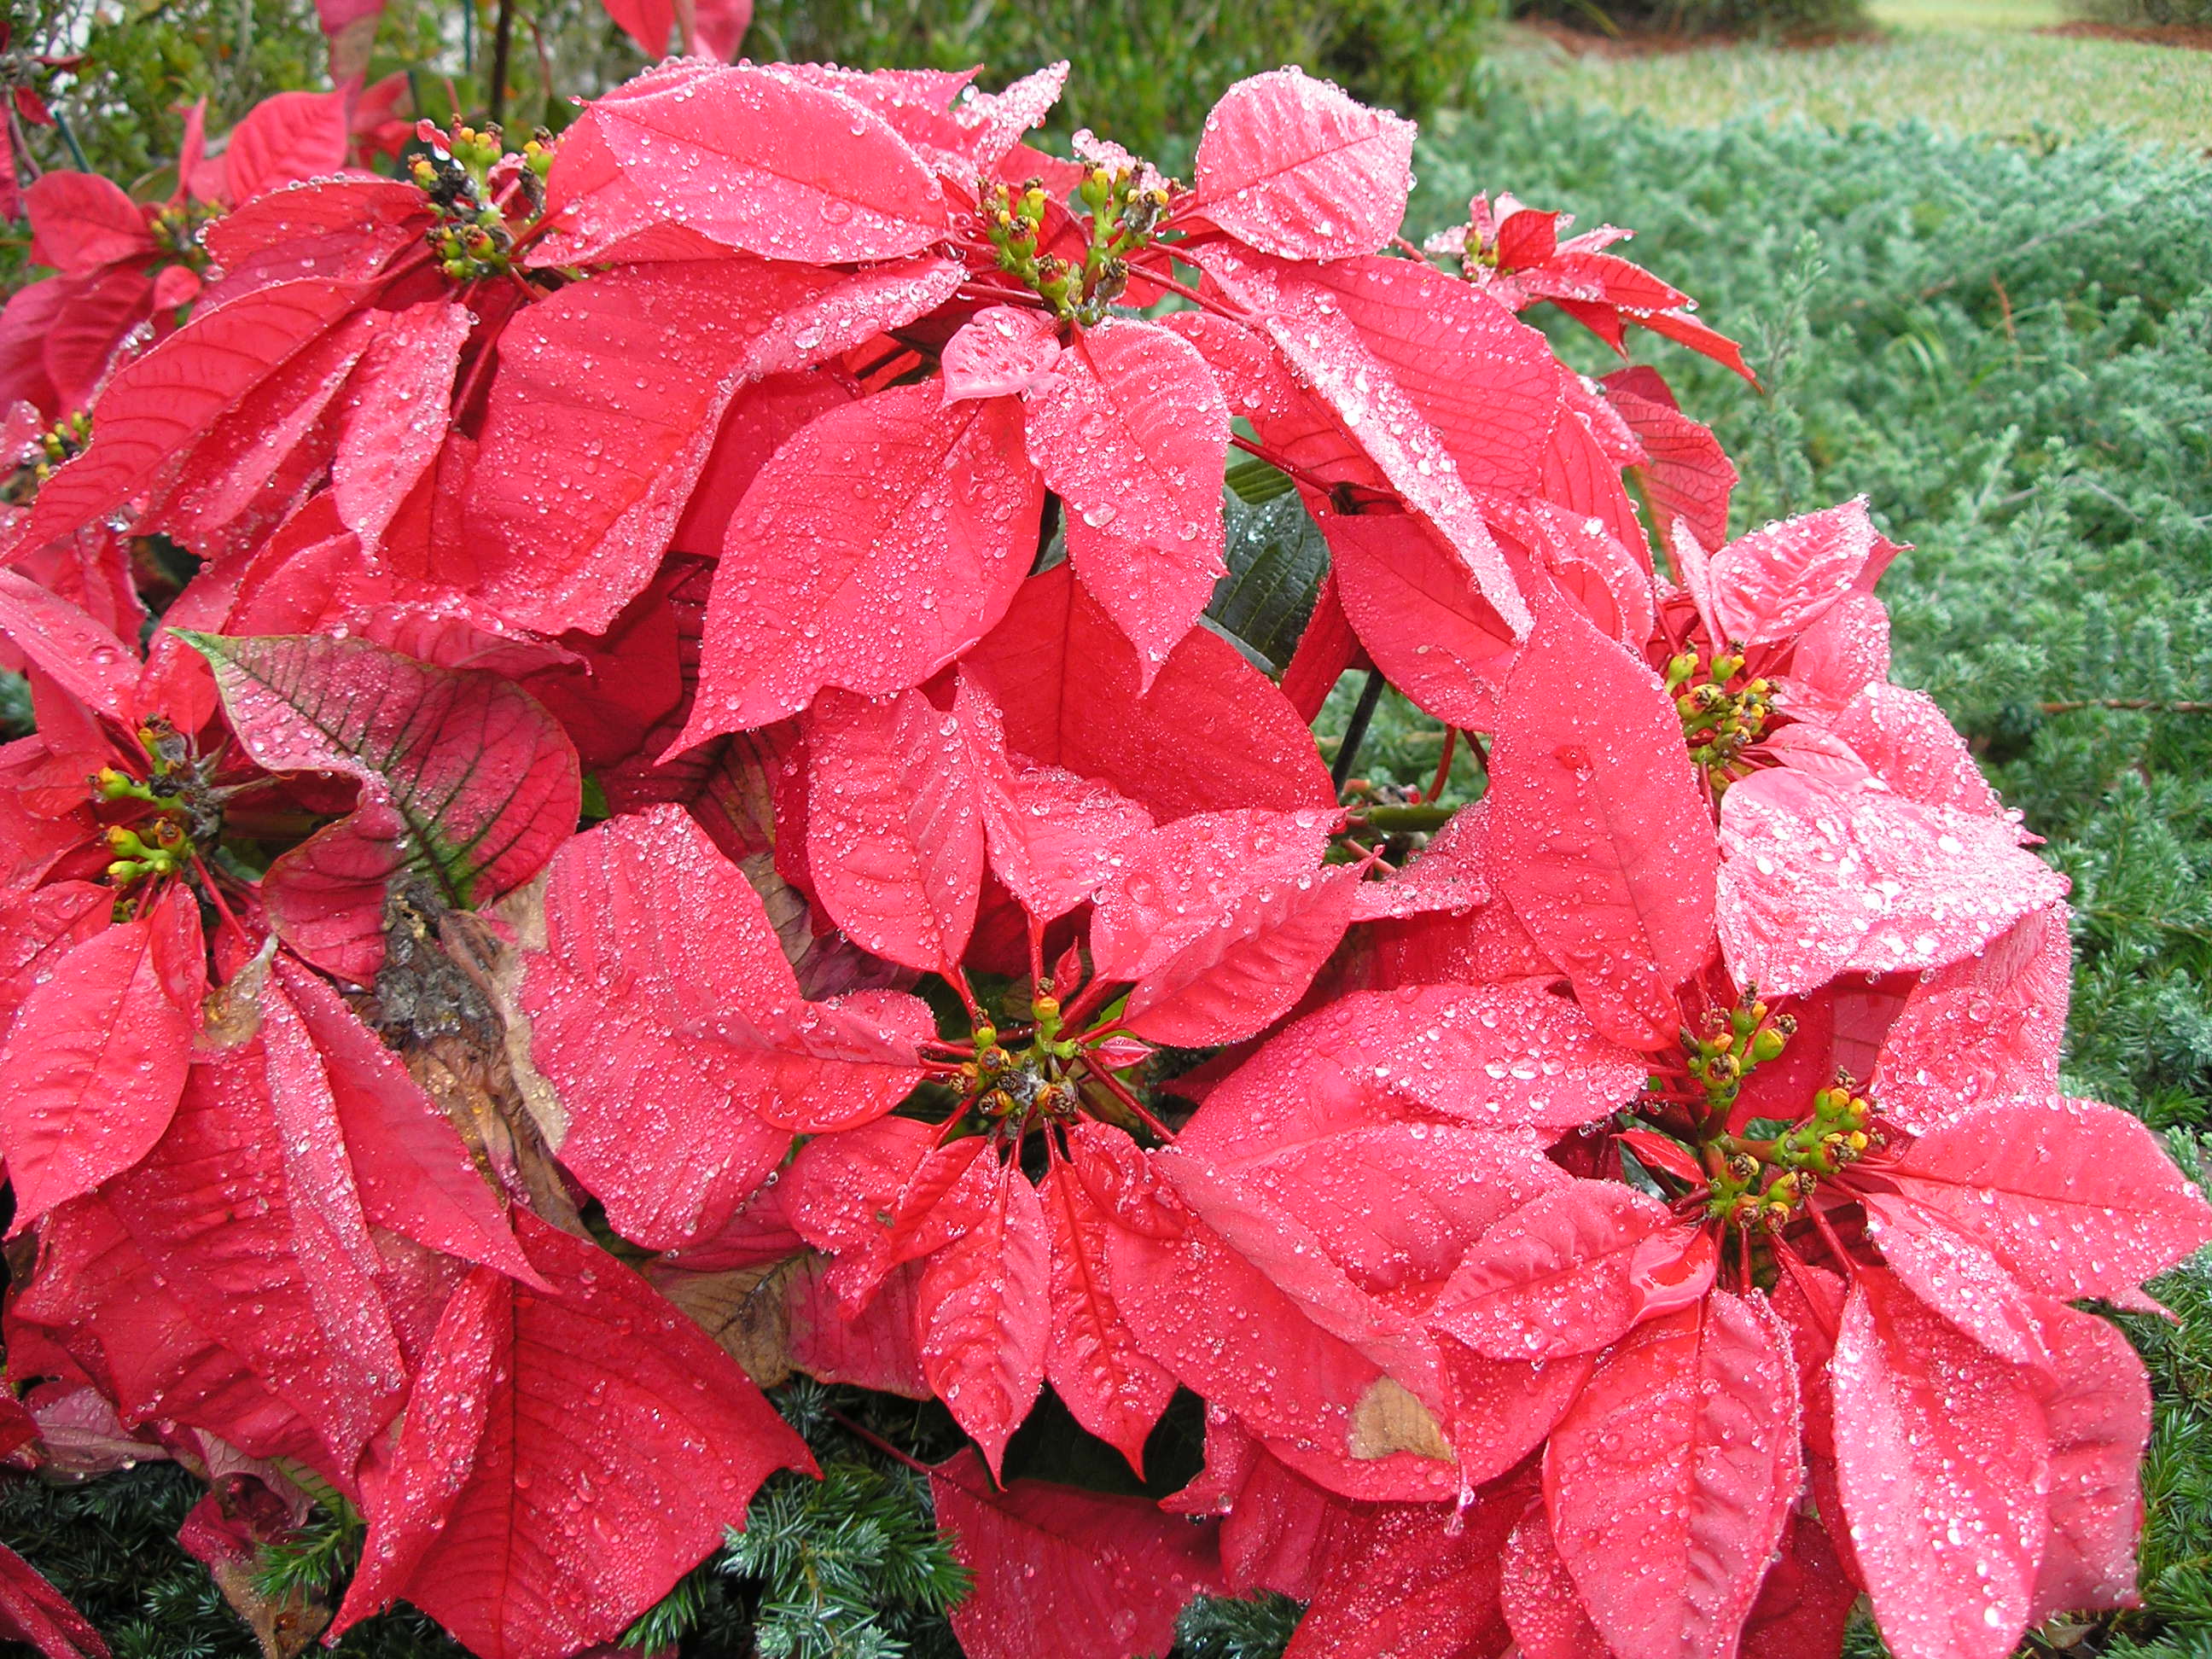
[1356,802,1456,832]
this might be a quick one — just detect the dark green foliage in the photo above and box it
[1174,1592,1304,1658]
[13,0,330,186]
[744,0,1502,160]
[0,1464,238,1659]
[1210,491,1331,672]
[1507,0,1870,40]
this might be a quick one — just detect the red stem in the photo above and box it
[1806,1197,1860,1281]
[189,856,254,953]
[950,967,986,1025]
[824,1409,934,1476]
[1426,728,1459,805]
[1773,1242,1842,1342]
[1079,1058,1178,1144]
[1133,264,1247,322]
[1058,974,1122,1033]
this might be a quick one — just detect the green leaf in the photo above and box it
[1207,492,1330,672]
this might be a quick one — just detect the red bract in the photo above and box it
[1435,189,1755,381]
[0,49,2191,1659]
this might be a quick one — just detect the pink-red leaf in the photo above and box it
[1716,768,2066,998]
[1024,318,1228,674]
[1601,364,1735,552]
[0,571,141,720]
[1089,807,1357,1045]
[932,1447,1220,1659]
[1487,593,1719,1049]
[916,1152,1051,1478]
[1192,982,1645,1150]
[26,279,368,545]
[1870,902,2068,1134]
[216,90,352,206]
[1194,248,1536,636]
[521,805,934,1250]
[1701,498,1883,647]
[942,306,1062,400]
[970,751,1154,923]
[0,888,202,1228]
[1545,1291,1801,1659]
[1040,1138,1177,1475]
[1859,1190,2051,1373]
[572,66,950,262]
[329,299,471,559]
[1888,1093,2212,1312]
[1283,1492,1520,1659]
[802,685,985,975]
[265,953,538,1283]
[103,1047,408,1468]
[0,1541,111,1659]
[468,255,960,634]
[1132,1151,1453,1498]
[1189,67,1415,261]
[1431,1181,1674,1360]
[962,562,1333,820]
[1831,1267,2048,1659]
[1499,1505,1609,1659]
[1321,509,1518,731]
[2030,1300,2151,1619]
[333,1212,813,1659]
[25,172,153,276]
[682,383,1043,737]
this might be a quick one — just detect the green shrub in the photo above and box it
[1507,0,1871,38]
[10,0,642,207]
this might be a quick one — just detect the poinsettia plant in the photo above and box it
[0,44,2202,1659]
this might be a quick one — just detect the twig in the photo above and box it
[488,0,517,129]
[2040,698,2211,715]
[48,107,90,172]
[1330,669,1385,792]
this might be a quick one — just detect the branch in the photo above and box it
[2040,698,2212,715]
[1329,669,1385,792]
[488,0,517,130]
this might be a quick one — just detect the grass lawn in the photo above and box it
[1870,0,2066,25]
[1490,7,2209,145]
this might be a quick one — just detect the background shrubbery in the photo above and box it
[9,0,1503,191]
[748,0,1501,157]
[1506,0,1871,38]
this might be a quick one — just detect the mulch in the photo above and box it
[2035,20,2212,50]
